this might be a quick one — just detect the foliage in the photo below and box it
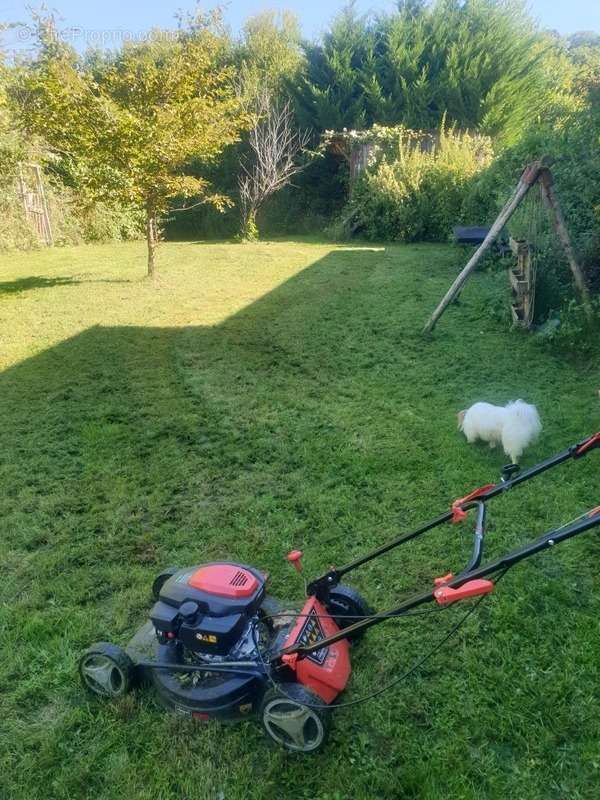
[237,11,304,100]
[235,13,308,240]
[0,47,29,180]
[165,148,347,241]
[7,2,595,263]
[0,179,142,251]
[0,188,40,250]
[293,0,560,140]
[293,3,378,131]
[281,0,575,241]
[342,124,493,241]
[13,11,247,273]
[0,34,142,251]
[0,51,34,249]
[462,46,600,318]
[536,296,600,353]
[167,11,308,243]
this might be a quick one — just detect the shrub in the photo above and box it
[0,183,41,250]
[341,125,492,242]
[0,177,143,252]
[536,297,600,355]
[1,59,142,251]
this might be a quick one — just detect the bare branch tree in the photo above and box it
[238,89,310,240]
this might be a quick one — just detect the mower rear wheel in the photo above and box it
[79,642,135,699]
[326,584,373,641]
[151,566,179,600]
[260,684,330,753]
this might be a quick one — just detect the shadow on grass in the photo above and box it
[0,245,444,572]
[0,244,592,551]
[3,241,591,582]
[0,275,133,296]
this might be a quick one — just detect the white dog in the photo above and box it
[458,400,542,464]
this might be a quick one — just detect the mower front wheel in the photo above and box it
[79,642,135,699]
[326,584,373,641]
[260,684,330,754]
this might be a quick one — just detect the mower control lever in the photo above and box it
[451,501,487,578]
[434,578,494,605]
[465,501,486,573]
[287,550,304,572]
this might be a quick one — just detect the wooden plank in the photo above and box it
[423,161,543,334]
[34,164,53,246]
[539,168,592,320]
[509,237,528,257]
[511,305,524,325]
[510,273,529,295]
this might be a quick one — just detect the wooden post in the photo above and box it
[539,168,593,321]
[16,162,53,246]
[509,237,534,328]
[422,161,543,334]
[34,164,53,246]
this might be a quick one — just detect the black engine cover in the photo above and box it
[150,562,266,657]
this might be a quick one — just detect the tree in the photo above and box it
[235,11,308,240]
[293,3,379,130]
[238,90,309,241]
[396,0,427,16]
[238,10,304,99]
[14,12,247,275]
[0,32,19,171]
[294,0,563,139]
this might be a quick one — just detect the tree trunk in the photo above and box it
[240,206,259,242]
[146,209,157,277]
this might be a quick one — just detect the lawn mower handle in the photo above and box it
[279,505,600,660]
[284,433,600,659]
[306,432,599,599]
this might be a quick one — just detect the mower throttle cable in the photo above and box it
[254,568,510,711]
[260,605,451,626]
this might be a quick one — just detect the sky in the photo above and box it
[1,0,600,55]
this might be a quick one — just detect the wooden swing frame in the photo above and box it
[423,161,593,334]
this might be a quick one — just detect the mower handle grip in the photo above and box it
[574,432,600,458]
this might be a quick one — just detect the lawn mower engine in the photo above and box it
[146,562,280,718]
[152,562,267,658]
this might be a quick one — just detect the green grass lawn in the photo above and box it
[1,239,598,800]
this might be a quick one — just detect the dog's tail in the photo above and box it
[506,400,542,437]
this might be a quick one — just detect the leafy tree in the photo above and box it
[0,33,18,173]
[14,12,247,275]
[567,31,600,52]
[294,0,563,139]
[238,10,304,99]
[293,2,379,130]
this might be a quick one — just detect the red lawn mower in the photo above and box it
[80,432,599,753]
